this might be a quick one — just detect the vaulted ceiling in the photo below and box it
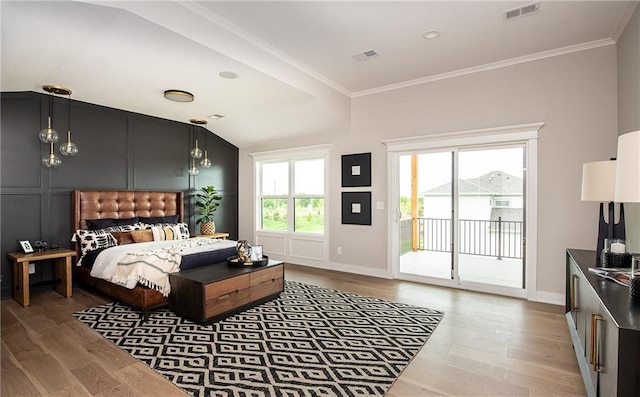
[1,1,636,147]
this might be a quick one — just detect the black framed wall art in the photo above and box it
[341,192,371,225]
[341,152,371,187]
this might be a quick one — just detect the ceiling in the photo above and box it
[1,1,637,147]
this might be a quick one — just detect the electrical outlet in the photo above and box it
[337,247,342,255]
[28,263,35,274]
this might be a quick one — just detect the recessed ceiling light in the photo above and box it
[423,30,440,40]
[208,114,225,120]
[164,90,194,102]
[219,71,239,79]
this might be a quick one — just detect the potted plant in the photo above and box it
[195,185,222,235]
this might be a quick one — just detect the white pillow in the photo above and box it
[151,225,185,241]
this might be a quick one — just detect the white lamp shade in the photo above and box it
[615,130,640,203]
[581,160,617,202]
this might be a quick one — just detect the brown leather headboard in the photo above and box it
[72,190,184,231]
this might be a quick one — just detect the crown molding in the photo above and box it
[353,39,615,98]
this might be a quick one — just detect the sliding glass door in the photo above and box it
[396,144,526,294]
[398,151,454,280]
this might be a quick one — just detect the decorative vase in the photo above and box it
[200,221,216,235]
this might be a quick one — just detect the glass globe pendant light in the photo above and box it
[42,142,62,168]
[59,91,78,156]
[39,87,60,143]
[200,150,212,168]
[188,158,199,176]
[190,139,202,159]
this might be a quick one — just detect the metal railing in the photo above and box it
[400,217,523,259]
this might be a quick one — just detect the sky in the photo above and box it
[399,146,524,196]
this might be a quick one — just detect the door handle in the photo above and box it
[590,313,604,372]
[570,274,578,312]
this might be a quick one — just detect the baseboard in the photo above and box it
[532,290,565,306]
[284,259,565,305]
[286,260,391,279]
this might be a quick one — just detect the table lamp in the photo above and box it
[615,130,640,295]
[581,159,625,260]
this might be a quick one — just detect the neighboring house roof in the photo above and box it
[423,171,522,196]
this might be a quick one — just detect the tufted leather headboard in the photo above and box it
[72,190,184,231]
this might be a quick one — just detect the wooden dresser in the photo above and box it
[565,249,640,397]
[169,260,284,323]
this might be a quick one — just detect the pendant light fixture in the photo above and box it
[59,90,78,156]
[39,85,69,143]
[191,118,211,168]
[188,158,199,176]
[190,139,203,159]
[42,142,62,168]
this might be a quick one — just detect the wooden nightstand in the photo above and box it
[193,232,230,239]
[7,248,76,306]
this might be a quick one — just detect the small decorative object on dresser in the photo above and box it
[18,240,33,254]
[236,240,252,262]
[630,257,640,298]
[195,185,222,235]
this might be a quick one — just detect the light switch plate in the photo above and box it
[28,263,35,274]
[376,201,384,210]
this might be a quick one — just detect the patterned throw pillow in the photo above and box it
[151,225,184,241]
[142,222,190,240]
[102,223,146,233]
[73,229,117,257]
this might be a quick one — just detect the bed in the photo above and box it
[72,190,236,319]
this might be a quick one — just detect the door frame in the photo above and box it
[382,122,543,300]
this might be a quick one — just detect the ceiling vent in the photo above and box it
[353,49,379,62]
[504,2,540,21]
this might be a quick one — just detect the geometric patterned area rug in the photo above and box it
[73,281,444,397]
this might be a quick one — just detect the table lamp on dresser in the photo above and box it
[615,130,640,295]
[581,159,625,261]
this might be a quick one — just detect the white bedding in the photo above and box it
[90,237,236,289]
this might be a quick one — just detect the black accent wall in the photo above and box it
[0,91,239,299]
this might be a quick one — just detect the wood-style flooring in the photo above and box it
[1,264,586,396]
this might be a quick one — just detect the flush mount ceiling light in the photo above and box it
[423,30,440,40]
[164,89,194,102]
[190,118,208,125]
[219,71,239,79]
[208,114,225,120]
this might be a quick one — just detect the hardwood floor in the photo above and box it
[1,264,586,396]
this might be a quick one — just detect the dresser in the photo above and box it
[565,249,640,397]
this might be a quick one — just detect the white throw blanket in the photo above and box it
[112,238,222,296]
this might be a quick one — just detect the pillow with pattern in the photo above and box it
[151,225,185,241]
[102,222,146,233]
[72,229,117,257]
[142,222,189,239]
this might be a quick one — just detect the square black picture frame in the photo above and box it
[341,152,371,187]
[18,239,34,254]
[342,192,371,225]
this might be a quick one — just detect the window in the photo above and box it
[492,199,511,207]
[257,154,326,234]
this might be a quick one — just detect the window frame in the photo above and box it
[252,145,330,236]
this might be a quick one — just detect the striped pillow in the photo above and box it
[151,225,184,241]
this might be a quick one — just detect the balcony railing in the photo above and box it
[400,217,523,259]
